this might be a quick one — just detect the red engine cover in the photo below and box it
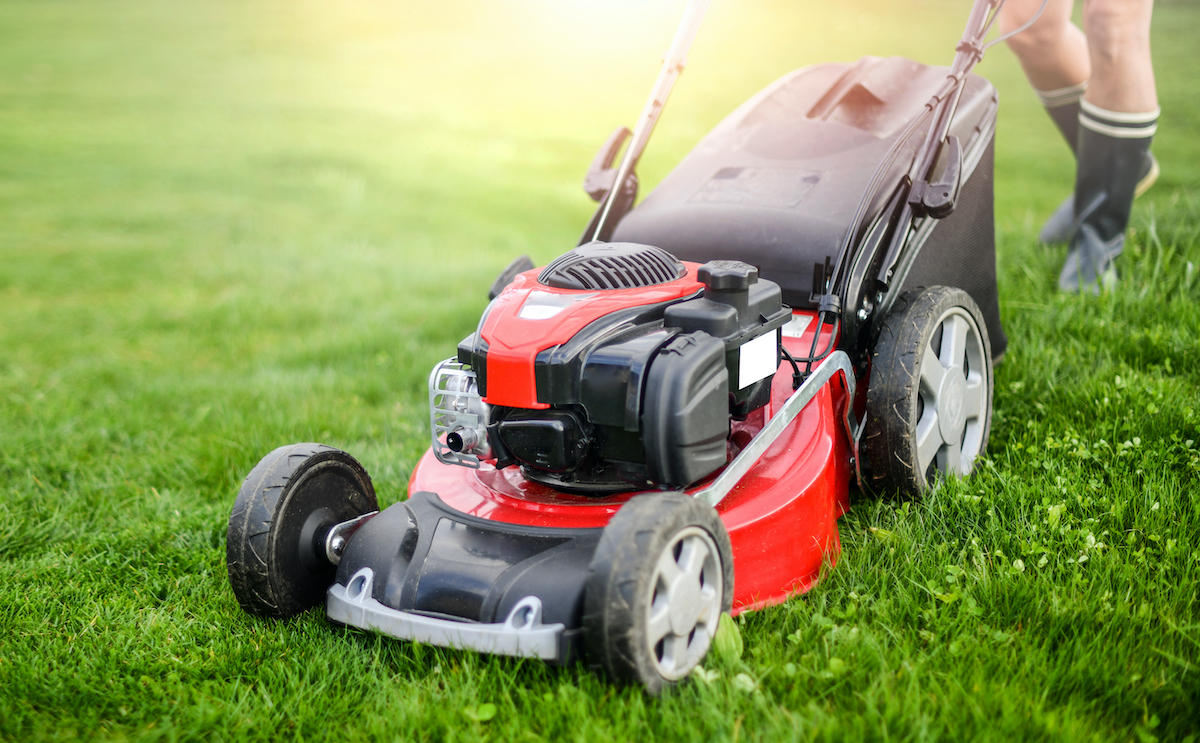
[479,266,705,409]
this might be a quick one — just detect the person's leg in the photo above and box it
[1001,0,1160,243]
[1060,0,1158,290]
[1081,0,1157,112]
[1000,0,1089,94]
[1001,0,1089,152]
[1001,0,1091,242]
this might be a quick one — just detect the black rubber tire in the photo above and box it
[864,286,993,496]
[226,443,377,618]
[583,493,733,695]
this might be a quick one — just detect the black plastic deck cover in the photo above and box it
[612,56,999,312]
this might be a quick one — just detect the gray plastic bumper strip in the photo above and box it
[326,568,565,661]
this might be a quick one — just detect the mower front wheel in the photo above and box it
[864,286,993,495]
[583,494,733,695]
[226,443,378,618]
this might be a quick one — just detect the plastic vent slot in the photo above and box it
[539,243,687,291]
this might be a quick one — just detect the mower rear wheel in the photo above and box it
[864,286,993,496]
[227,443,377,618]
[583,493,733,695]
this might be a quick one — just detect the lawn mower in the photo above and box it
[227,0,1029,693]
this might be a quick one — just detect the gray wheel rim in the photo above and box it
[915,307,988,481]
[645,526,724,681]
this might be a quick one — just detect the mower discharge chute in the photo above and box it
[228,0,1023,693]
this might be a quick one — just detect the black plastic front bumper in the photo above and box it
[328,491,602,664]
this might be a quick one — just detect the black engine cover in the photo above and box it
[642,332,729,486]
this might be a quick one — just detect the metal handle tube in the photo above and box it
[694,350,858,507]
[589,0,713,242]
[907,0,993,188]
[870,0,1011,292]
[834,0,1020,298]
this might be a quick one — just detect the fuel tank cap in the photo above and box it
[698,260,758,291]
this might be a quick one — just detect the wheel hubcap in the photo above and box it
[937,370,967,444]
[646,526,723,681]
[915,309,987,481]
[667,572,703,635]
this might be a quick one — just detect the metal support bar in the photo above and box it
[694,351,859,507]
[324,511,378,566]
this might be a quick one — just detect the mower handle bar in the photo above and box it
[589,0,712,243]
[830,0,1048,302]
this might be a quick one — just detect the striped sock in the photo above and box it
[1079,100,1159,140]
[1034,81,1088,152]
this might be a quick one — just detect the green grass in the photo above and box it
[1,0,1198,739]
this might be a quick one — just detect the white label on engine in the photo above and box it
[738,332,778,389]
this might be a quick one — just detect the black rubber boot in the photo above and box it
[1039,154,1158,245]
[1057,102,1158,292]
[1037,83,1158,245]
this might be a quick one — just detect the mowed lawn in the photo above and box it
[1,0,1198,740]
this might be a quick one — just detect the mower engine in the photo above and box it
[430,242,790,494]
